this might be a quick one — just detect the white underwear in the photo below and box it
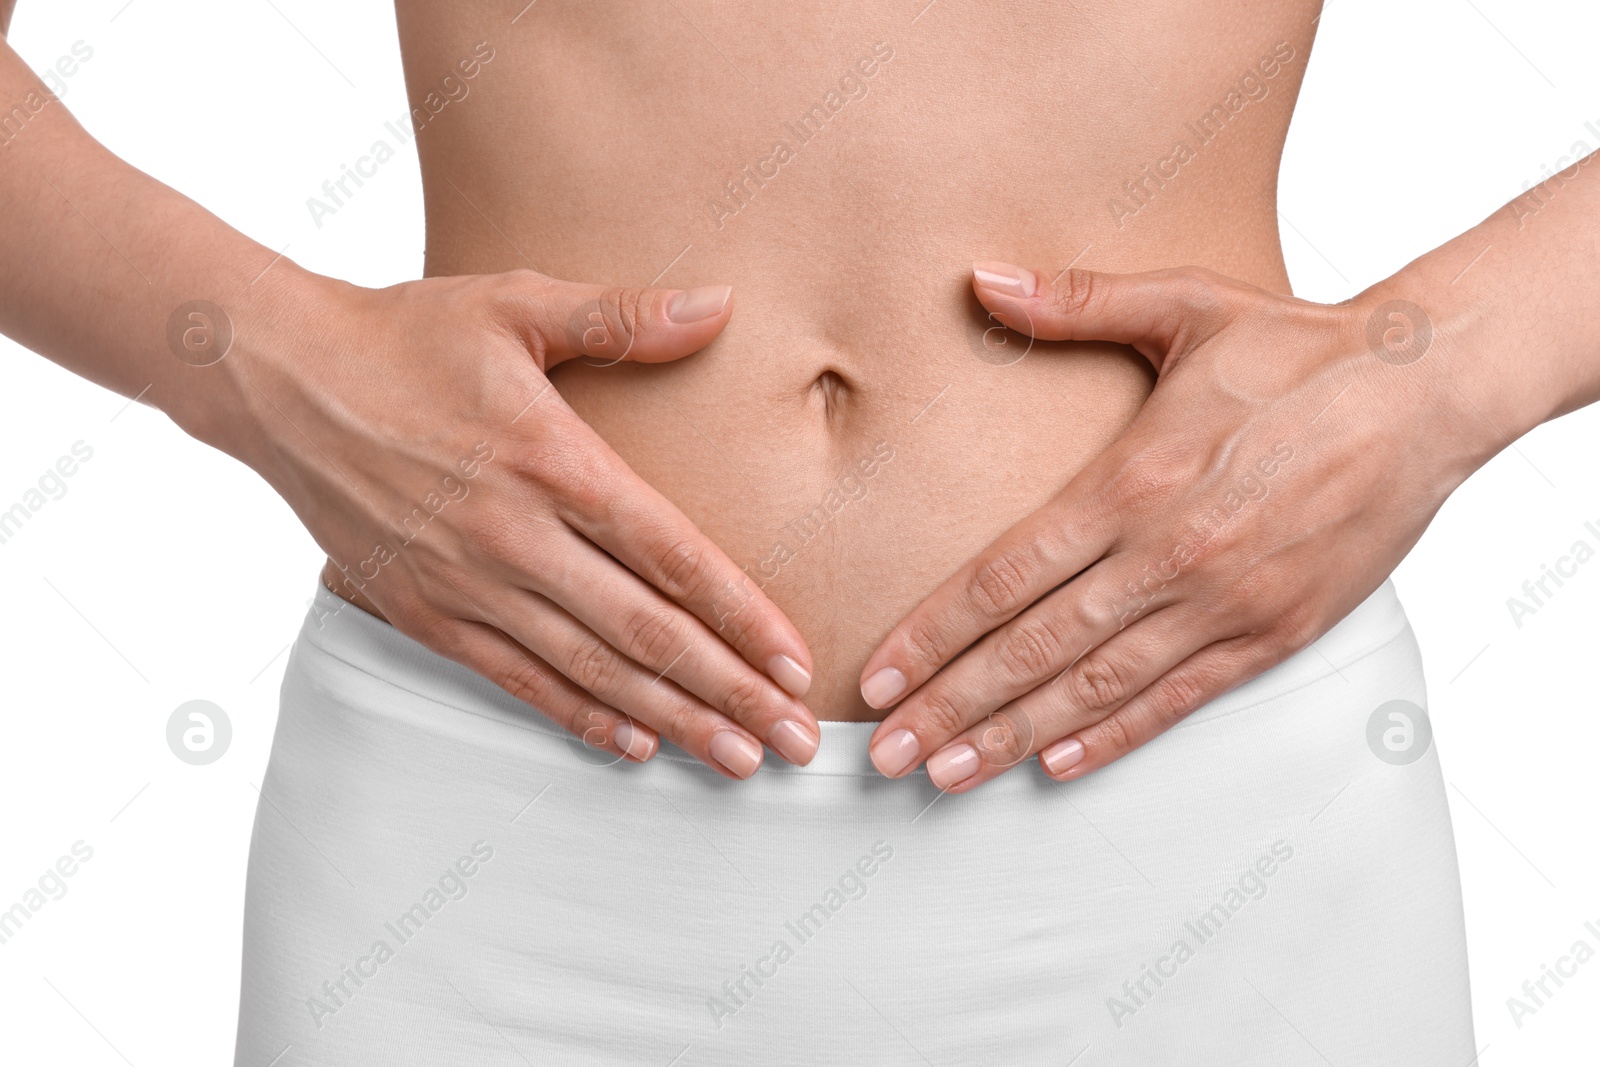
[234,578,1473,1065]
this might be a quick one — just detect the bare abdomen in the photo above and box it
[390,0,1318,717]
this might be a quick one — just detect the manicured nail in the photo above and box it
[666,285,732,323]
[612,721,655,761]
[1041,738,1085,776]
[766,654,812,698]
[927,743,980,790]
[709,730,763,778]
[768,720,819,765]
[861,667,907,709]
[972,260,1037,299]
[869,728,921,777]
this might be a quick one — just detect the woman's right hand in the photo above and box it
[213,267,819,778]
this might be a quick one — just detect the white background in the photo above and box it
[1,0,1597,1063]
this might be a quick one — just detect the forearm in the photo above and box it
[1364,148,1600,469]
[0,34,334,463]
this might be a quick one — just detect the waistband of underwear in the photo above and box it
[293,577,1413,778]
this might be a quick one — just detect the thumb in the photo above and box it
[970,261,1231,370]
[505,271,734,370]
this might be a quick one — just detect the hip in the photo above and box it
[236,578,1472,1065]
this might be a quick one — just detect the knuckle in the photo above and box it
[495,650,555,708]
[643,695,696,747]
[1257,614,1304,655]
[995,619,1063,681]
[501,266,551,289]
[376,587,433,636]
[706,576,761,644]
[1168,266,1233,323]
[1211,574,1278,634]
[911,688,969,739]
[457,509,526,564]
[1149,669,1206,724]
[899,618,951,670]
[1273,600,1318,648]
[564,638,623,695]
[645,536,710,602]
[505,267,556,299]
[718,672,770,724]
[1092,712,1136,755]
[1104,458,1182,510]
[564,286,642,362]
[1052,268,1099,323]
[1071,594,1117,635]
[970,548,1038,619]
[1169,265,1217,288]
[1173,527,1225,576]
[1066,651,1131,713]
[486,269,557,326]
[601,286,649,337]
[620,606,687,667]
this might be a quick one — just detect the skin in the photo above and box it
[863,189,1600,790]
[390,0,1311,723]
[0,7,825,779]
[2,2,1596,789]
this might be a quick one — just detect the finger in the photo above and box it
[857,486,1117,712]
[919,608,1219,792]
[444,585,779,779]
[1040,636,1284,783]
[496,270,735,370]
[866,560,1137,777]
[550,420,817,702]
[496,589,775,779]
[426,616,660,765]
[970,262,1234,368]
[521,527,820,765]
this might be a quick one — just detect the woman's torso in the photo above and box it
[370,0,1319,718]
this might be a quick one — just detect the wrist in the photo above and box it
[1348,267,1549,485]
[167,264,360,473]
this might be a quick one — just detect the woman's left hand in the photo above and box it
[859,261,1483,791]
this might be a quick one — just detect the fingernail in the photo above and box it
[666,285,732,323]
[869,728,921,778]
[1041,738,1085,776]
[927,743,980,790]
[613,721,655,761]
[766,654,812,698]
[709,730,763,778]
[768,719,819,765]
[972,260,1037,299]
[861,667,907,709]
